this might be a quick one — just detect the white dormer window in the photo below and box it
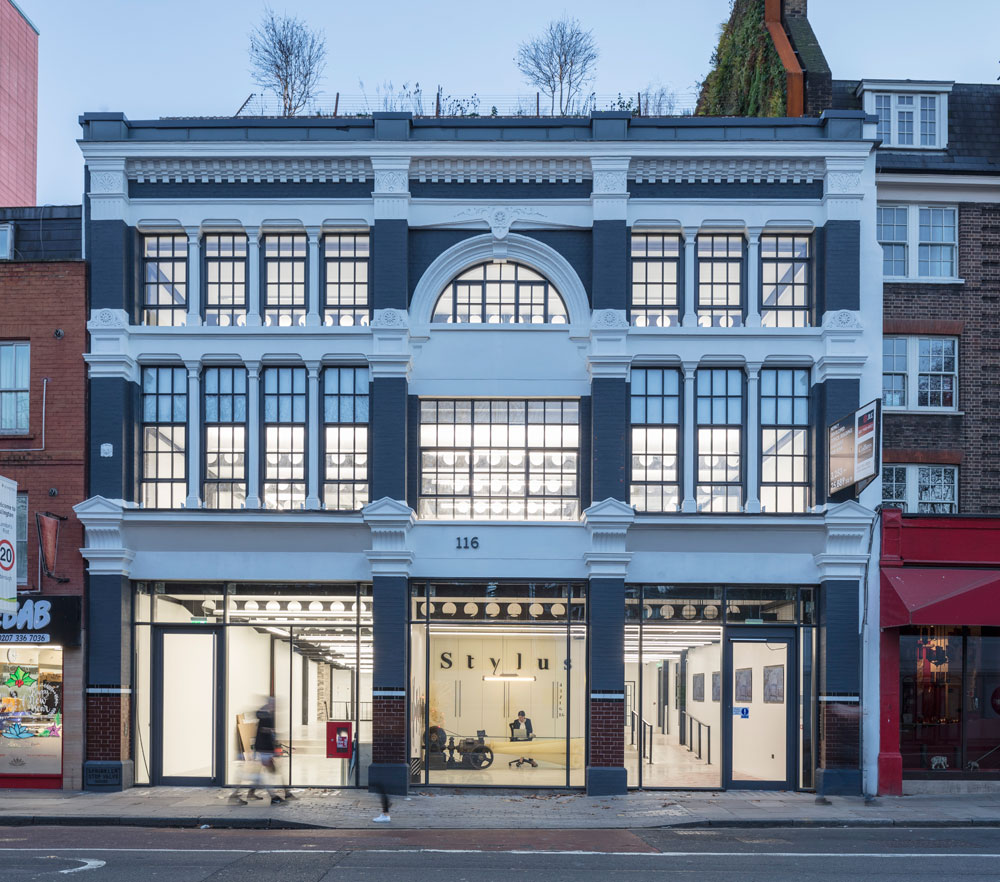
[859,81,951,150]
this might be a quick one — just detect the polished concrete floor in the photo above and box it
[626,730,721,788]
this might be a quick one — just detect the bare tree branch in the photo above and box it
[515,17,598,115]
[249,7,327,117]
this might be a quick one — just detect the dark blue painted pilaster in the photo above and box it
[89,377,139,502]
[592,221,627,311]
[371,377,408,500]
[811,378,859,507]
[587,577,627,795]
[591,379,627,502]
[87,220,134,313]
[822,221,860,312]
[370,574,409,795]
[373,220,408,310]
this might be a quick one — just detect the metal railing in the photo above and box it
[630,710,654,764]
[325,701,372,722]
[686,714,712,765]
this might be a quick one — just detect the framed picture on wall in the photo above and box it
[711,671,720,702]
[692,673,705,702]
[763,664,785,704]
[735,667,752,702]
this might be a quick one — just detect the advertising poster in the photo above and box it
[828,400,881,497]
[326,720,353,759]
[0,477,18,614]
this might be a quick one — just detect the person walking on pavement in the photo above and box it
[230,696,295,805]
[372,779,391,822]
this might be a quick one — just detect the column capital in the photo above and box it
[305,360,321,379]
[583,498,634,579]
[813,499,878,580]
[184,360,201,378]
[305,225,321,244]
[745,361,762,379]
[682,360,699,379]
[363,497,416,577]
[244,359,261,377]
[746,225,763,244]
[74,495,135,576]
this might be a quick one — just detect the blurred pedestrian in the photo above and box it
[372,779,391,822]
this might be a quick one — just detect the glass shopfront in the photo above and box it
[900,627,1000,776]
[134,582,372,787]
[625,585,816,790]
[0,645,63,780]
[410,582,586,787]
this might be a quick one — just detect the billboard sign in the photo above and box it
[0,477,17,613]
[828,400,880,497]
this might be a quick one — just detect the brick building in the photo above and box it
[0,0,39,207]
[833,79,1000,792]
[0,205,85,788]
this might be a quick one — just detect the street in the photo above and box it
[0,826,998,880]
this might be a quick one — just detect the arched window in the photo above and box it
[431,262,568,324]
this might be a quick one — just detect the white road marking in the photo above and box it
[59,858,107,874]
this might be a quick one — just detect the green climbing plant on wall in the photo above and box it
[696,0,787,117]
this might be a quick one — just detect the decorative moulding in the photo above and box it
[126,157,371,185]
[89,309,129,330]
[813,499,877,580]
[73,496,135,577]
[411,157,590,184]
[630,158,824,185]
[590,309,629,330]
[822,310,863,330]
[362,497,416,578]
[583,497,635,579]
[370,308,409,329]
[453,206,546,240]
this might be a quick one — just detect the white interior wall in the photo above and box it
[684,643,722,750]
[731,641,789,781]
[226,626,272,769]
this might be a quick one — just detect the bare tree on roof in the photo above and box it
[516,16,598,115]
[249,7,327,117]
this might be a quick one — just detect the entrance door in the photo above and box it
[724,630,796,789]
[152,628,222,785]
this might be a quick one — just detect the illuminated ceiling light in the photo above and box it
[309,601,323,611]
[266,600,281,611]
[442,602,457,616]
[528,603,543,618]
[485,603,500,617]
[507,603,522,616]
[483,675,536,682]
[682,604,697,619]
[330,600,345,613]
[463,602,478,616]
[287,600,302,612]
[551,603,565,616]
[244,600,259,611]
[704,605,719,619]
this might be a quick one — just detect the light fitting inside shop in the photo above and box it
[482,675,537,682]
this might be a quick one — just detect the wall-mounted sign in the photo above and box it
[0,477,17,614]
[0,596,81,647]
[828,400,880,497]
[326,721,353,759]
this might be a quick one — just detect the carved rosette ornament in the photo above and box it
[822,309,863,330]
[591,309,629,330]
[592,170,628,194]
[370,308,409,329]
[374,170,409,194]
[826,172,862,195]
[90,309,126,329]
[91,172,124,194]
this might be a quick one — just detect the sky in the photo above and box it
[13,0,1000,205]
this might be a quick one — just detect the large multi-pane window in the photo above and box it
[0,342,29,433]
[630,234,681,328]
[872,93,942,148]
[761,235,811,328]
[697,235,743,327]
[882,337,957,410]
[760,368,810,513]
[883,464,958,513]
[203,367,247,509]
[630,368,680,512]
[203,234,248,327]
[878,205,958,279]
[263,234,307,327]
[323,367,369,511]
[142,235,187,326]
[431,262,568,324]
[263,367,306,510]
[419,399,579,520]
[696,369,743,512]
[323,233,369,327]
[140,367,187,508]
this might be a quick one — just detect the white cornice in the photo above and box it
[857,79,953,95]
[631,157,824,184]
[876,173,1000,204]
[128,157,372,184]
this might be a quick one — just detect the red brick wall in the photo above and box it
[0,261,87,596]
[588,698,624,767]
[819,701,860,768]
[882,203,1000,513]
[372,697,406,763]
[0,1,38,206]
[85,694,131,762]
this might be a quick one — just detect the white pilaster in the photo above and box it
[682,227,698,328]
[582,497,635,579]
[363,497,416,577]
[185,227,201,327]
[745,362,762,514]
[681,361,698,513]
[371,157,411,221]
[245,360,261,508]
[745,227,762,328]
[305,361,321,510]
[590,156,630,221]
[306,227,321,327]
[185,361,201,509]
[246,228,261,327]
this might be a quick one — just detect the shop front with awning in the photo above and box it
[879,510,1000,794]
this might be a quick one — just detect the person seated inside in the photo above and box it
[508,710,537,767]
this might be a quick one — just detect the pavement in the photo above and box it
[0,786,998,830]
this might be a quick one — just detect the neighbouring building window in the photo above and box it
[882,464,958,513]
[0,224,12,259]
[142,234,187,326]
[760,368,810,513]
[140,366,187,508]
[418,399,579,520]
[262,367,306,509]
[323,367,369,511]
[0,342,29,433]
[262,234,307,327]
[696,368,743,512]
[203,234,247,327]
[15,493,27,585]
[760,235,811,328]
[431,262,568,324]
[882,337,958,410]
[630,368,681,512]
[323,233,370,327]
[696,235,743,328]
[877,205,958,279]
[630,233,681,328]
[203,367,247,509]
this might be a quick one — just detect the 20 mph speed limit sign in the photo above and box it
[0,477,17,613]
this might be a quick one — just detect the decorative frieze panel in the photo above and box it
[411,158,590,184]
[630,158,825,185]
[127,158,372,184]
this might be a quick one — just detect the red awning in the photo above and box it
[881,567,1000,627]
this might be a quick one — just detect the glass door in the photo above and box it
[152,627,222,784]
[724,630,795,789]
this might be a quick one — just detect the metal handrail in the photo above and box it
[630,710,654,764]
[686,713,712,765]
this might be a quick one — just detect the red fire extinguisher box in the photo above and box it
[326,721,353,759]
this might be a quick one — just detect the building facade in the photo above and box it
[833,80,1000,793]
[76,109,881,795]
[0,205,86,788]
[0,0,38,207]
